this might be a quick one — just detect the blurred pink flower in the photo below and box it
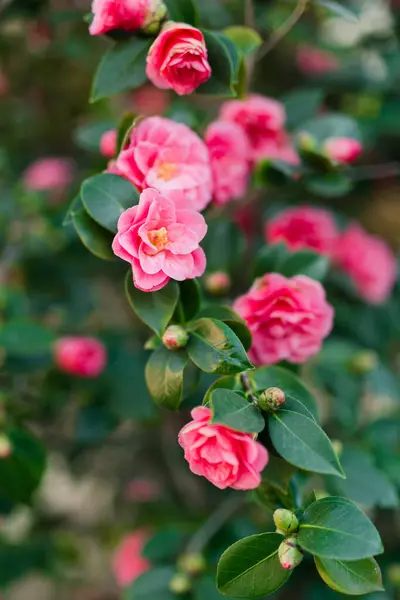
[125,479,162,502]
[324,137,363,164]
[132,85,170,116]
[54,337,107,378]
[297,45,340,75]
[100,129,117,158]
[23,157,75,192]
[89,0,162,36]
[112,530,150,588]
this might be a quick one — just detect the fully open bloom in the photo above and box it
[178,407,268,490]
[205,121,250,205]
[54,337,107,378]
[146,22,211,95]
[112,530,150,587]
[112,188,207,292]
[266,206,339,256]
[324,137,363,164]
[234,274,334,365]
[23,157,75,192]
[113,116,212,211]
[89,0,165,36]
[100,129,117,158]
[336,224,397,304]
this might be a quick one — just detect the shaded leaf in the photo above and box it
[209,388,265,433]
[315,556,383,595]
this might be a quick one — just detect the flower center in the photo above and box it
[157,162,178,181]
[147,227,169,253]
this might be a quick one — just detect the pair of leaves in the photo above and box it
[254,244,329,281]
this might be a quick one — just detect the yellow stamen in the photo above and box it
[148,227,169,252]
[157,162,178,181]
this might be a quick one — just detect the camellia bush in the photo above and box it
[0,0,400,599]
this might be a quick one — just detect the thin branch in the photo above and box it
[257,0,309,61]
[348,162,400,182]
[245,0,255,28]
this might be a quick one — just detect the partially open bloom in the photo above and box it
[113,116,212,211]
[178,407,268,490]
[89,0,166,36]
[234,274,334,365]
[112,530,150,587]
[336,224,397,304]
[146,22,211,96]
[297,44,340,75]
[205,121,250,205]
[23,157,75,192]
[112,188,207,292]
[324,137,363,164]
[100,129,117,158]
[266,206,339,256]
[54,337,107,378]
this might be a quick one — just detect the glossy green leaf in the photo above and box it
[165,0,198,26]
[209,388,265,433]
[316,0,359,22]
[223,26,262,55]
[217,532,291,597]
[73,120,115,152]
[91,37,152,102]
[223,320,252,352]
[315,556,383,595]
[197,31,239,97]
[82,173,139,233]
[197,307,252,351]
[72,208,115,260]
[203,220,246,273]
[298,497,384,560]
[269,410,344,476]
[255,159,298,187]
[305,172,353,198]
[187,318,253,375]
[63,193,83,226]
[145,346,188,410]
[125,272,179,336]
[0,321,55,357]
[279,250,330,280]
[142,528,187,562]
[254,243,289,278]
[123,566,176,600]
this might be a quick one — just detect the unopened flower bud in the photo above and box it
[273,509,299,535]
[387,564,400,586]
[331,440,343,457]
[258,387,285,412]
[278,537,303,571]
[349,351,377,375]
[0,434,12,458]
[142,1,167,35]
[205,271,231,295]
[162,325,189,351]
[169,573,192,595]
[298,132,318,152]
[178,552,206,575]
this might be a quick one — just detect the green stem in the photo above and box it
[240,372,259,405]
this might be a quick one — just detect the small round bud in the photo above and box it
[258,387,285,412]
[273,509,299,535]
[162,325,189,351]
[168,573,192,595]
[331,440,343,457]
[349,351,377,375]
[205,271,231,296]
[387,564,400,586]
[298,132,318,152]
[0,434,12,459]
[142,2,167,35]
[278,537,303,571]
[178,553,206,576]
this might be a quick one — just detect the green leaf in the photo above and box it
[81,173,139,233]
[298,497,384,560]
[223,26,262,55]
[117,112,136,154]
[217,533,291,597]
[73,120,115,152]
[279,250,330,280]
[197,30,240,97]
[203,220,246,273]
[316,0,359,22]
[187,318,253,375]
[255,159,298,187]
[0,539,52,588]
[223,320,252,352]
[282,88,324,130]
[123,567,176,600]
[125,272,179,336]
[0,322,55,357]
[305,172,353,198]
[91,37,152,102]
[72,208,115,260]
[165,0,199,26]
[209,388,265,433]
[254,243,289,278]
[142,528,187,562]
[178,279,201,322]
[0,429,46,504]
[268,410,344,476]
[145,346,188,410]
[195,576,233,600]
[315,556,384,595]
[63,194,82,226]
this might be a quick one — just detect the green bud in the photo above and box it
[278,537,303,571]
[168,573,192,595]
[162,325,189,351]
[258,387,285,412]
[273,509,299,535]
[142,2,167,35]
[349,351,377,375]
[387,564,400,587]
[298,132,318,152]
[177,553,206,576]
[331,440,343,457]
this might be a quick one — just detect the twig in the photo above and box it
[348,162,400,182]
[240,372,259,405]
[245,0,255,28]
[257,0,309,60]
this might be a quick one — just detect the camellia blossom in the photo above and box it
[54,337,107,378]
[146,22,212,96]
[178,406,268,490]
[23,157,75,192]
[205,121,250,205]
[234,274,334,365]
[113,116,212,211]
[112,188,207,292]
[297,44,340,76]
[100,129,117,158]
[336,224,397,304]
[324,137,363,164]
[112,530,150,588]
[266,206,339,256]
[89,0,165,36]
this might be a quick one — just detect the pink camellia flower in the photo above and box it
[220,95,286,163]
[324,137,363,164]
[100,129,117,158]
[112,188,207,292]
[132,84,170,116]
[205,121,250,205]
[113,116,212,211]
[112,530,150,588]
[178,406,268,490]
[125,479,162,502]
[297,44,340,76]
[89,0,165,36]
[234,274,334,365]
[54,337,107,378]
[146,22,212,96]
[266,206,339,256]
[336,224,397,304]
[23,157,75,192]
